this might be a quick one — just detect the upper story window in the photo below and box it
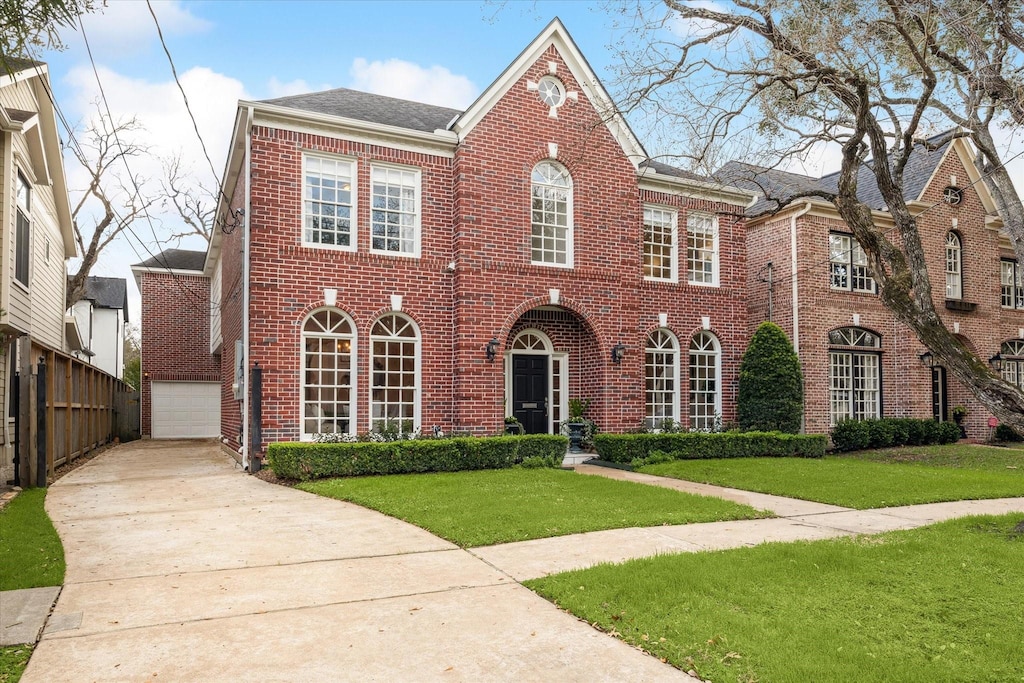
[829,232,876,293]
[1001,259,1023,309]
[15,172,30,286]
[530,161,573,267]
[1000,340,1024,389]
[643,207,677,282]
[945,232,962,300]
[371,165,421,257]
[303,154,355,250]
[687,212,718,286]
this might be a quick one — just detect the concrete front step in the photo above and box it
[561,452,595,467]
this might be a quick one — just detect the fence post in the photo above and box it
[36,355,47,488]
[250,362,262,472]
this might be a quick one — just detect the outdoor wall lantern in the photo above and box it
[611,343,626,364]
[989,353,1004,372]
[485,338,499,362]
[918,351,934,368]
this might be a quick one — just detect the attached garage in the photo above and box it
[151,381,221,439]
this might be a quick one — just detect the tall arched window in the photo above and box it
[945,232,962,300]
[689,331,721,430]
[1000,340,1024,389]
[301,308,355,438]
[829,327,881,425]
[370,313,420,435]
[645,329,679,430]
[530,161,573,266]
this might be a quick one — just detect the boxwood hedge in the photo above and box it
[266,434,568,481]
[830,418,961,451]
[593,431,827,464]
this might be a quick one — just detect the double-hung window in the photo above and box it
[303,154,355,249]
[643,207,676,281]
[1001,259,1023,309]
[687,212,718,285]
[371,165,421,257]
[15,172,30,286]
[828,327,881,425]
[829,233,876,293]
[945,232,962,299]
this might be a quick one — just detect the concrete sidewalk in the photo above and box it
[22,440,687,682]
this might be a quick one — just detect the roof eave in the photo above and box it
[637,168,755,207]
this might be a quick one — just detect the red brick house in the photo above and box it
[133,20,754,462]
[730,132,1024,439]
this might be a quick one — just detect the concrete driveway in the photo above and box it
[25,440,685,682]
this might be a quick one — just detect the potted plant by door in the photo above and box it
[565,398,591,453]
[951,405,968,438]
[503,416,524,435]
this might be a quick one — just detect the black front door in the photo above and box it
[513,354,549,434]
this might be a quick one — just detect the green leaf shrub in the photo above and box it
[593,431,827,464]
[994,424,1023,442]
[267,434,568,481]
[831,418,961,451]
[737,322,804,433]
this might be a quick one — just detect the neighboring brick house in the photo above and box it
[134,20,755,459]
[728,132,1024,439]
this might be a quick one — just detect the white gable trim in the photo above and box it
[450,18,648,169]
[916,136,998,216]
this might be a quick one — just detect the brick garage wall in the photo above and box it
[139,271,219,437]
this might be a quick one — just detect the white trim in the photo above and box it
[301,151,358,252]
[530,160,574,268]
[688,330,722,429]
[504,328,564,434]
[686,211,719,287]
[644,328,680,430]
[368,312,421,434]
[916,136,999,215]
[369,162,422,259]
[637,168,754,207]
[299,307,357,440]
[642,204,678,283]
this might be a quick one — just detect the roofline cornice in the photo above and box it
[637,167,755,207]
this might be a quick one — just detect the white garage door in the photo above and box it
[151,381,221,439]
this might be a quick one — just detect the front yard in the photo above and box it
[298,468,770,546]
[526,514,1024,683]
[640,443,1024,508]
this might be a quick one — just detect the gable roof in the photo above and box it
[79,276,129,320]
[133,248,207,272]
[261,88,461,133]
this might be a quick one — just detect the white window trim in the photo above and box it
[686,211,719,287]
[945,232,962,300]
[530,162,574,269]
[643,205,678,283]
[300,307,358,441]
[1001,259,1022,309]
[829,232,877,294]
[369,162,422,259]
[645,328,680,430]
[301,152,358,252]
[688,331,722,429]
[503,328,566,434]
[368,313,421,434]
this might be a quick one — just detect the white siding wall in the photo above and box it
[90,307,124,379]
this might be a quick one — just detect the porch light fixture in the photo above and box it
[611,343,626,364]
[989,353,1004,372]
[485,338,499,362]
[918,351,934,368]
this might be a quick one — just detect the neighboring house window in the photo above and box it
[999,340,1024,389]
[371,165,420,256]
[15,172,30,286]
[687,212,718,285]
[302,308,356,438]
[530,161,573,266]
[1001,259,1024,309]
[829,233,876,293]
[303,154,355,249]
[643,207,676,281]
[828,327,881,425]
[370,313,419,434]
[945,232,962,299]
[689,331,721,430]
[645,329,679,430]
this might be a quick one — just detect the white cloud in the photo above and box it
[265,77,332,99]
[78,0,211,58]
[348,58,477,108]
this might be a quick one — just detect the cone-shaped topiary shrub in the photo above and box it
[738,322,804,433]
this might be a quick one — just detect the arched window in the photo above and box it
[689,331,721,430]
[530,161,573,266]
[301,308,355,438]
[370,313,420,435]
[945,232,962,300]
[828,327,881,425]
[645,329,679,430]
[511,329,553,351]
[1000,340,1024,389]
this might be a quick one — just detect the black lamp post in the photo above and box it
[918,351,934,368]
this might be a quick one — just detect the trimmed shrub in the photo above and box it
[593,431,827,463]
[831,418,962,451]
[995,424,1024,442]
[830,420,872,451]
[267,434,568,481]
[737,322,804,433]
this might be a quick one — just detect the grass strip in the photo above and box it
[526,514,1024,683]
[0,489,65,591]
[0,645,32,683]
[299,468,770,547]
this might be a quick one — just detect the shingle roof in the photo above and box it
[718,131,957,215]
[2,56,44,75]
[640,159,710,183]
[133,248,206,272]
[81,276,129,320]
[262,88,462,133]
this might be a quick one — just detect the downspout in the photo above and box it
[242,105,253,470]
[790,202,812,355]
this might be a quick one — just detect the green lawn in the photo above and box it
[526,514,1024,683]
[640,444,1024,509]
[0,489,64,591]
[298,468,770,547]
[0,645,32,683]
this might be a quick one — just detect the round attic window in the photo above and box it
[537,76,565,107]
[942,186,963,205]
